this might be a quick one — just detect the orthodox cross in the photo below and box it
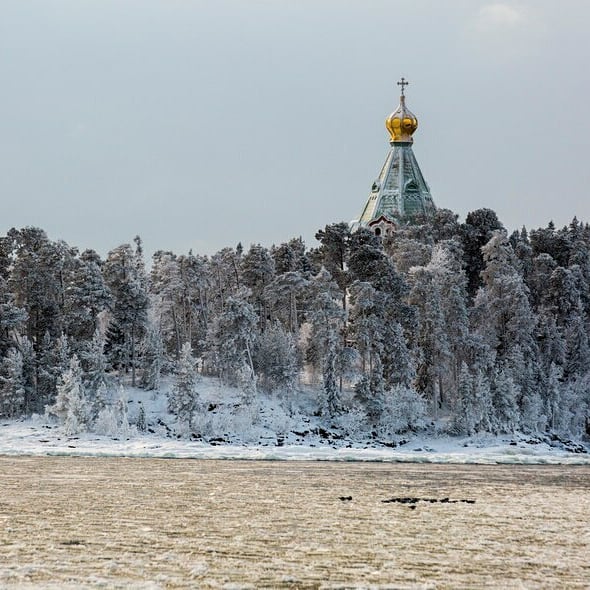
[397,77,409,96]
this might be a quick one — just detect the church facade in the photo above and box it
[351,79,435,236]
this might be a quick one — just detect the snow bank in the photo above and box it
[1,418,589,465]
[2,378,588,465]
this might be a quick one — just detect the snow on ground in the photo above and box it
[1,377,589,465]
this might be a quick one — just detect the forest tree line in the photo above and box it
[1,207,590,438]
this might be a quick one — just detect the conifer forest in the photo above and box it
[1,208,590,441]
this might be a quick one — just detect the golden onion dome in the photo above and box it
[385,80,418,143]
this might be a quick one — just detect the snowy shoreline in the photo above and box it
[2,418,589,465]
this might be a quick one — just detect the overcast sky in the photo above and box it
[1,1,589,258]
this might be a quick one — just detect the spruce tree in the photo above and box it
[168,342,200,429]
[0,349,25,418]
[47,355,90,435]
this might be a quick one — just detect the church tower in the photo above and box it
[351,79,435,236]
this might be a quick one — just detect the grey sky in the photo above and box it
[1,1,589,258]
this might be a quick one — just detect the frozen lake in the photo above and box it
[1,457,589,589]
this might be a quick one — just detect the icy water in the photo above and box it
[1,457,589,589]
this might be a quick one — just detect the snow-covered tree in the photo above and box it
[207,293,258,388]
[271,237,310,275]
[264,271,308,334]
[63,249,111,343]
[490,366,520,433]
[314,222,351,309]
[0,349,25,417]
[80,329,108,396]
[140,322,164,391]
[103,239,149,386]
[379,385,427,436]
[454,364,492,435]
[47,355,90,435]
[306,268,346,415]
[136,403,147,432]
[94,386,131,438]
[241,244,275,329]
[168,342,200,429]
[409,265,451,416]
[0,276,27,357]
[460,208,504,298]
[252,322,299,393]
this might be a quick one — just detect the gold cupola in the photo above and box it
[385,77,418,144]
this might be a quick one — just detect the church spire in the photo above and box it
[351,79,436,236]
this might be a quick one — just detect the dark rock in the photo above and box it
[382,496,475,505]
[339,496,352,501]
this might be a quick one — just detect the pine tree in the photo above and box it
[149,250,184,359]
[271,237,310,275]
[8,228,73,346]
[209,246,242,312]
[241,244,275,329]
[63,249,111,343]
[207,292,258,389]
[306,268,346,415]
[460,208,504,298]
[409,265,451,415]
[313,222,351,309]
[103,240,149,386]
[264,271,308,334]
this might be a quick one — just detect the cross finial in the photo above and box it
[397,77,409,96]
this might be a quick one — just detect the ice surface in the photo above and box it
[1,457,589,588]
